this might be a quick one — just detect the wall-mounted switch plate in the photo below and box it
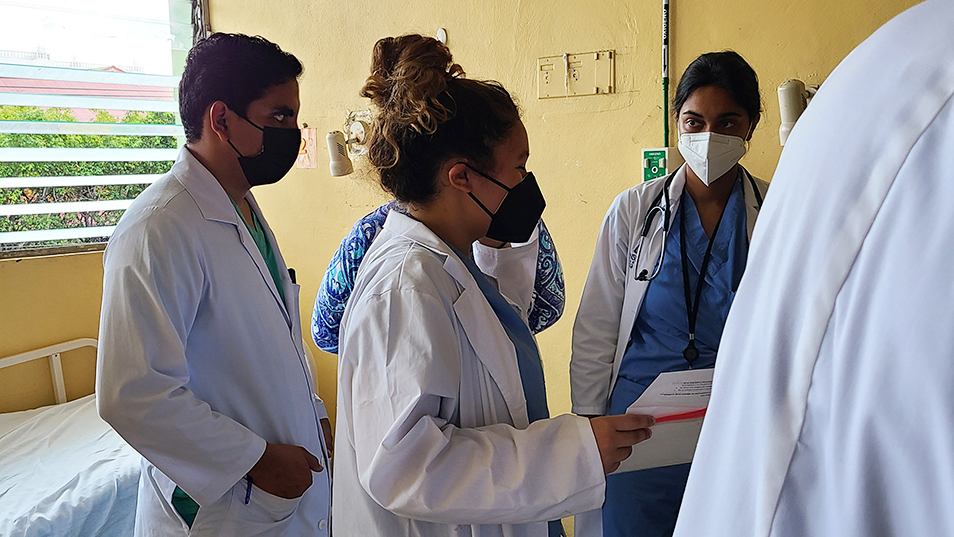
[538,50,615,99]
[537,57,560,98]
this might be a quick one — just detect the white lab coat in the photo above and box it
[673,1,954,536]
[569,165,767,536]
[570,165,768,416]
[97,147,331,537]
[334,211,605,537]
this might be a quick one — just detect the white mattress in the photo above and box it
[0,394,141,537]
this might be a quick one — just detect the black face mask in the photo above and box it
[464,164,546,244]
[227,114,301,187]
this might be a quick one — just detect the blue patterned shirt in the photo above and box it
[312,201,565,353]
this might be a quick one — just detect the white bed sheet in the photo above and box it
[0,394,141,537]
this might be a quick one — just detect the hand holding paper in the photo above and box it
[612,369,714,474]
[589,414,656,474]
[625,369,713,420]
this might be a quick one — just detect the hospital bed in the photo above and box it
[0,339,140,537]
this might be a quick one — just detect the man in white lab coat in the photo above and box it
[672,1,954,536]
[97,33,332,536]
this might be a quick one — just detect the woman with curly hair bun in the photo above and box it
[333,34,655,537]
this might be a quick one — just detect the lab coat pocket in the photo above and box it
[187,490,233,535]
[220,480,301,535]
[247,484,301,519]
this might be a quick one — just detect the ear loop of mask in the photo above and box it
[460,162,511,191]
[226,111,265,158]
[459,162,512,217]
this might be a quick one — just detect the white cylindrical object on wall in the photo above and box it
[778,79,808,146]
[326,131,353,176]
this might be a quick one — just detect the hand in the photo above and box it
[247,442,322,499]
[589,414,655,474]
[320,418,334,459]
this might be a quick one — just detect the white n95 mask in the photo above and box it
[677,132,747,186]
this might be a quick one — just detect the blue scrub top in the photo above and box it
[451,246,551,424]
[452,246,565,537]
[604,174,749,537]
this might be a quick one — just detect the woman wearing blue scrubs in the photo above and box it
[570,51,770,537]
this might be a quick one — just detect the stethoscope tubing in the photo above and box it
[633,165,762,281]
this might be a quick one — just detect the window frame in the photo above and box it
[0,0,208,259]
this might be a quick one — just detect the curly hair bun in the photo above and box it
[360,34,519,204]
[361,34,464,136]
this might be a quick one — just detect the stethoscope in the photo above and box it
[633,164,763,282]
[632,164,764,365]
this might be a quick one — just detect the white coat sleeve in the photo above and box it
[570,191,636,416]
[342,285,605,525]
[471,224,540,320]
[96,208,266,506]
[314,395,329,421]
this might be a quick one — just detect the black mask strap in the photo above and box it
[227,112,265,158]
[467,192,494,217]
[460,162,513,192]
[460,162,507,217]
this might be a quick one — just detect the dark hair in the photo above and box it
[179,33,303,142]
[361,34,520,204]
[672,50,762,121]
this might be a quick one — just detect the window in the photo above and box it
[0,0,198,257]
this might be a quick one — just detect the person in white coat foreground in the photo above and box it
[673,1,954,536]
[570,51,769,537]
[97,33,332,536]
[334,34,655,537]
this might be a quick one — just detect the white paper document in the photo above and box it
[612,369,713,474]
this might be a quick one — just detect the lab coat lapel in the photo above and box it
[223,195,292,328]
[443,255,531,429]
[244,194,294,329]
[172,147,292,329]
[383,211,531,427]
[611,170,687,401]
[741,167,766,240]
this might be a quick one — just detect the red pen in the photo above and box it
[655,408,707,424]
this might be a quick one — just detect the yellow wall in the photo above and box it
[0,1,923,533]
[208,0,921,426]
[0,0,920,422]
[0,251,103,412]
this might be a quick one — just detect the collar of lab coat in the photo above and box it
[666,164,766,241]
[382,211,532,428]
[739,166,769,239]
[170,146,240,225]
[169,146,298,331]
[665,164,690,220]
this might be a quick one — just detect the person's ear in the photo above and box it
[746,113,761,141]
[445,162,474,193]
[208,101,231,142]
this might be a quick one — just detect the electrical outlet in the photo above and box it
[538,50,615,99]
[537,57,560,99]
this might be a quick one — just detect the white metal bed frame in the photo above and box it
[0,338,98,404]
